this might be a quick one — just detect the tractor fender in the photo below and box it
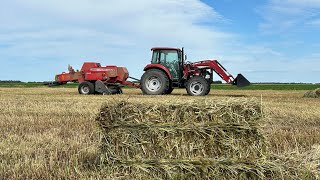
[143,64,172,79]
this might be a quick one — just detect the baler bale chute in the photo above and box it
[48,47,250,96]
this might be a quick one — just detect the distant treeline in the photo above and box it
[0,81,45,83]
[0,80,22,83]
[213,81,223,84]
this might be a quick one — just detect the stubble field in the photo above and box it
[0,87,319,179]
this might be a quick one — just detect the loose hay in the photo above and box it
[96,99,314,179]
[304,88,320,98]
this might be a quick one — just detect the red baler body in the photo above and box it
[55,62,133,86]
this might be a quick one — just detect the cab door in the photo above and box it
[158,50,180,79]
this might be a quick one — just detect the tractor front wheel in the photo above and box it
[78,81,95,95]
[186,76,209,96]
[141,69,169,95]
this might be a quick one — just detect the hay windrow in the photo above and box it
[303,88,320,98]
[96,99,314,178]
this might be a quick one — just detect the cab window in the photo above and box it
[151,51,159,64]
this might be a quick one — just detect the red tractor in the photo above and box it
[140,47,249,96]
[48,47,250,96]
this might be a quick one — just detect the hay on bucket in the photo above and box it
[303,88,320,98]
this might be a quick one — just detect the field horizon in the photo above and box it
[0,82,319,91]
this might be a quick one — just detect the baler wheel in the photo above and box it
[78,81,95,95]
[102,86,123,95]
[113,87,123,94]
[118,87,123,94]
[186,76,209,96]
[141,69,169,95]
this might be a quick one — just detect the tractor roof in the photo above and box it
[151,47,181,51]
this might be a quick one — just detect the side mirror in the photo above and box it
[185,54,187,61]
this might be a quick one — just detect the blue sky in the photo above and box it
[0,0,319,83]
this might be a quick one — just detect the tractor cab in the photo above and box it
[150,47,184,80]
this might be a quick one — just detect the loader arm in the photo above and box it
[191,60,250,87]
[191,60,234,83]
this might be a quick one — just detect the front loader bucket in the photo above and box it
[232,74,251,87]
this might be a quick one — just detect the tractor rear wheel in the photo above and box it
[78,81,95,95]
[186,76,209,96]
[141,69,169,95]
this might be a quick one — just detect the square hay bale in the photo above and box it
[95,99,272,178]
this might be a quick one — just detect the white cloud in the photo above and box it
[0,0,235,81]
[259,0,320,33]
